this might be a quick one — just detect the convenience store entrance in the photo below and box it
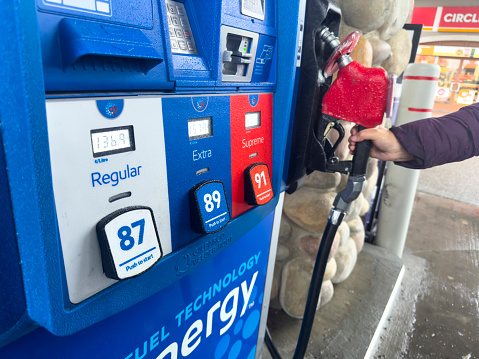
[435,58,479,113]
[417,48,479,114]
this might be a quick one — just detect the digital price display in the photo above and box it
[188,117,212,140]
[91,126,135,157]
[245,112,261,130]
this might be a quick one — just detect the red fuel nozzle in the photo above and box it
[322,61,389,128]
[319,30,389,128]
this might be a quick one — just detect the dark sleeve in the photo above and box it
[389,102,479,169]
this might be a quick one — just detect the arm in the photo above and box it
[349,103,479,169]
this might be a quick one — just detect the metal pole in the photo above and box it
[375,63,440,258]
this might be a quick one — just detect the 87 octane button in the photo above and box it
[96,206,162,280]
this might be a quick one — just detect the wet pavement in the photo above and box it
[264,155,479,358]
[373,191,479,359]
[264,244,403,359]
[416,155,479,208]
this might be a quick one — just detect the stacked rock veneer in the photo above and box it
[272,0,414,318]
[271,158,378,317]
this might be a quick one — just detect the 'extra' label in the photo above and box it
[193,149,212,161]
[91,164,142,187]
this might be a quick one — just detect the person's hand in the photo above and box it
[348,126,414,162]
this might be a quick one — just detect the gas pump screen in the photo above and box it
[245,112,261,129]
[91,126,135,157]
[188,117,212,140]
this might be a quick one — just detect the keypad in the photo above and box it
[166,0,198,55]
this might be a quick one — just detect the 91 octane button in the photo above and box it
[244,163,273,205]
[96,206,162,280]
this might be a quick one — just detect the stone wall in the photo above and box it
[271,0,414,318]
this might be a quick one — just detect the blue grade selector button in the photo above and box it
[96,206,162,280]
[189,180,231,234]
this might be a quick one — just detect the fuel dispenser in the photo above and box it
[0,0,287,357]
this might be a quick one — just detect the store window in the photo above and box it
[417,49,479,113]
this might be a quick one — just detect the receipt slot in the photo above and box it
[0,0,307,357]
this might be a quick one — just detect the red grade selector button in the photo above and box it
[244,163,273,206]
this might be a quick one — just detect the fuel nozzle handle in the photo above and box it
[333,125,372,212]
[350,125,371,177]
[333,125,371,213]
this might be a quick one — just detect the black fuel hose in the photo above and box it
[292,210,344,359]
[265,327,282,359]
[266,210,344,359]
[266,128,370,359]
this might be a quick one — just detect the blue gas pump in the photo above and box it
[0,0,345,357]
[0,0,303,358]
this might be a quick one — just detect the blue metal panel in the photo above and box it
[37,0,153,28]
[0,136,26,336]
[37,0,279,92]
[161,95,233,250]
[0,213,274,359]
[272,0,303,194]
[282,68,302,191]
[37,0,173,91]
[222,0,276,34]
[174,0,221,84]
[251,35,276,84]
[0,0,59,345]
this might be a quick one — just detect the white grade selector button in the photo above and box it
[96,206,162,280]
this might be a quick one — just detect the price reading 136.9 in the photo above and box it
[90,126,135,158]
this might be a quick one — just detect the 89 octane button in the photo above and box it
[190,180,231,234]
[96,206,162,280]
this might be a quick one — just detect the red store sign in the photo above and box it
[412,7,479,32]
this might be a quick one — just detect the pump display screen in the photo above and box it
[91,126,135,157]
[245,112,261,129]
[188,117,212,140]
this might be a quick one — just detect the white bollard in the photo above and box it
[375,63,440,258]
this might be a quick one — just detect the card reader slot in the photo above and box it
[221,26,259,83]
[59,18,163,73]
